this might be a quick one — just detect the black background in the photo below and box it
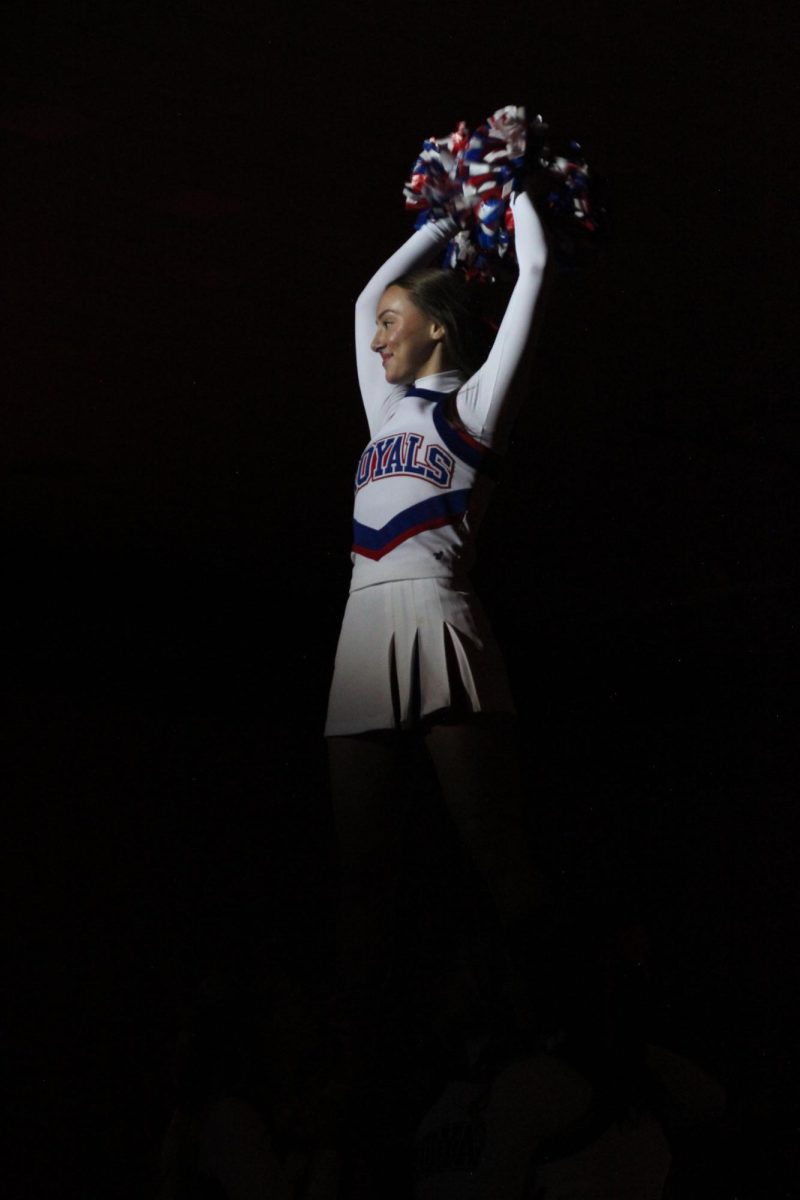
[4,2,797,1195]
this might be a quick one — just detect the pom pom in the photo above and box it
[403,106,605,278]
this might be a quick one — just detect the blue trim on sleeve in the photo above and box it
[405,386,501,479]
[432,402,496,475]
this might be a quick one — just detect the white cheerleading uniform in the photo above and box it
[349,379,499,587]
[325,192,547,735]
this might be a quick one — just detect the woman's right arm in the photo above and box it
[355,218,456,437]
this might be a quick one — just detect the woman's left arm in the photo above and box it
[455,190,548,448]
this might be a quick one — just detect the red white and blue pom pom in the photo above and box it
[403,106,604,278]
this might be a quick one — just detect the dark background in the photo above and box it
[4,2,797,1195]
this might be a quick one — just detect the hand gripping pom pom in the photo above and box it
[403,106,604,278]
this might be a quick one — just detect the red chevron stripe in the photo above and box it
[352,513,456,561]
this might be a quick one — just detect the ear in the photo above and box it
[429,319,447,343]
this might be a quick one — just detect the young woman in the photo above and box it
[325,184,551,1080]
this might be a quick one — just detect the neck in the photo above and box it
[413,367,465,391]
[420,344,453,378]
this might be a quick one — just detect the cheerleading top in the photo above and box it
[350,191,547,593]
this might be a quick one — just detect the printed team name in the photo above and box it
[354,432,455,492]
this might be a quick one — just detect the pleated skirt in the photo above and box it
[324,577,515,736]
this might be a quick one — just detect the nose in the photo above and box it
[370,330,383,353]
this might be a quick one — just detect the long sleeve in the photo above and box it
[355,218,457,438]
[455,191,548,451]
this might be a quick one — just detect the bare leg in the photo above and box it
[424,718,547,925]
[424,718,553,1027]
[326,733,409,1073]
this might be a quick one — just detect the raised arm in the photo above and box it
[455,190,548,450]
[355,217,457,437]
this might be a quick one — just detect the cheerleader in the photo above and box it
[325,110,558,1087]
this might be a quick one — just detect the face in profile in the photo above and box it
[370,286,446,385]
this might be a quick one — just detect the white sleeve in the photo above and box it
[454,191,548,450]
[355,218,458,438]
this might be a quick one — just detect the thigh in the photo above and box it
[424,716,524,827]
[327,733,410,868]
[424,717,550,927]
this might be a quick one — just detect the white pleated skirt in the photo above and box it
[324,577,515,736]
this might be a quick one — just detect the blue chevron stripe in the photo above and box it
[352,489,471,558]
